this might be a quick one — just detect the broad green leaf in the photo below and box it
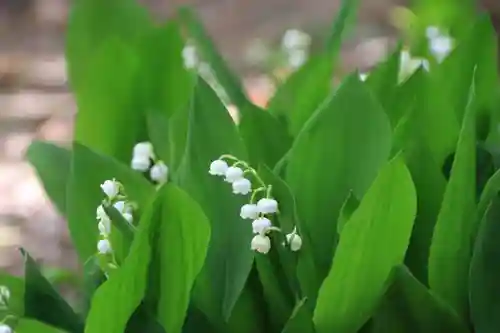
[177,7,248,109]
[84,191,159,333]
[371,265,468,333]
[268,0,360,136]
[313,156,417,333]
[0,273,24,317]
[177,79,252,321]
[26,141,71,216]
[81,258,106,316]
[238,104,293,168]
[142,22,195,166]
[73,39,143,163]
[477,168,500,233]
[66,0,151,92]
[286,74,392,283]
[21,249,83,333]
[156,185,210,333]
[104,205,135,262]
[66,142,154,263]
[16,318,69,333]
[470,197,500,333]
[282,299,316,333]
[428,82,477,316]
[336,192,359,234]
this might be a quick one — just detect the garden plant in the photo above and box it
[0,0,499,332]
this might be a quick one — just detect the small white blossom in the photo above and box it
[0,324,12,333]
[224,166,244,183]
[100,179,120,199]
[97,239,112,254]
[0,286,10,306]
[282,29,311,51]
[183,44,198,69]
[429,35,453,63]
[150,161,168,184]
[426,26,440,39]
[122,212,133,224]
[133,142,154,160]
[96,205,109,220]
[257,198,278,214]
[287,49,308,69]
[113,201,127,214]
[240,204,259,220]
[232,178,252,195]
[98,221,110,236]
[131,156,151,172]
[252,217,272,234]
[209,159,229,176]
[359,72,368,81]
[286,228,302,251]
[251,234,271,254]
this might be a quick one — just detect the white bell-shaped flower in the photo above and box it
[359,72,368,81]
[282,29,311,51]
[97,239,112,254]
[100,179,120,199]
[252,217,272,234]
[182,44,198,69]
[240,204,259,220]
[257,198,278,214]
[0,324,12,333]
[96,205,109,221]
[209,159,229,176]
[429,35,453,63]
[232,178,252,195]
[286,228,302,251]
[113,201,127,214]
[224,166,244,183]
[251,234,271,254]
[0,286,10,306]
[425,26,441,39]
[98,220,111,236]
[287,49,308,69]
[133,141,154,160]
[131,156,151,172]
[150,161,168,184]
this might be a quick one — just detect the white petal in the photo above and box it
[232,178,252,195]
[131,156,151,172]
[209,159,229,176]
[225,166,244,183]
[150,161,169,183]
[133,142,154,159]
[240,204,259,219]
[97,239,112,254]
[100,180,119,199]
[0,324,12,333]
[286,232,303,251]
[252,217,272,234]
[257,198,278,214]
[251,234,271,254]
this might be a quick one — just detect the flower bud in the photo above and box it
[286,229,302,251]
[131,156,151,172]
[232,178,252,195]
[209,159,229,176]
[240,204,259,220]
[0,324,12,333]
[251,234,271,254]
[100,179,120,199]
[97,239,112,254]
[96,205,109,221]
[98,221,110,236]
[150,161,168,184]
[257,198,278,214]
[224,166,244,183]
[133,142,154,160]
[252,217,272,234]
[122,212,133,224]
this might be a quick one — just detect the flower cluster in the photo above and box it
[209,155,302,254]
[0,286,15,333]
[131,142,168,185]
[425,26,454,63]
[97,179,135,262]
[281,29,311,70]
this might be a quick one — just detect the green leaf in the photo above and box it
[428,81,477,316]
[84,191,159,333]
[177,79,252,322]
[26,141,71,216]
[15,318,69,333]
[238,104,293,168]
[66,142,154,263]
[104,205,135,262]
[286,74,392,283]
[470,197,500,333]
[324,0,360,55]
[155,185,211,333]
[371,265,468,333]
[282,299,316,333]
[141,22,195,166]
[21,249,83,333]
[313,156,417,333]
[177,7,248,109]
[81,258,106,316]
[66,0,151,92]
[72,39,143,163]
[336,192,359,235]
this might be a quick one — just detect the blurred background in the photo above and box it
[0,0,498,282]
